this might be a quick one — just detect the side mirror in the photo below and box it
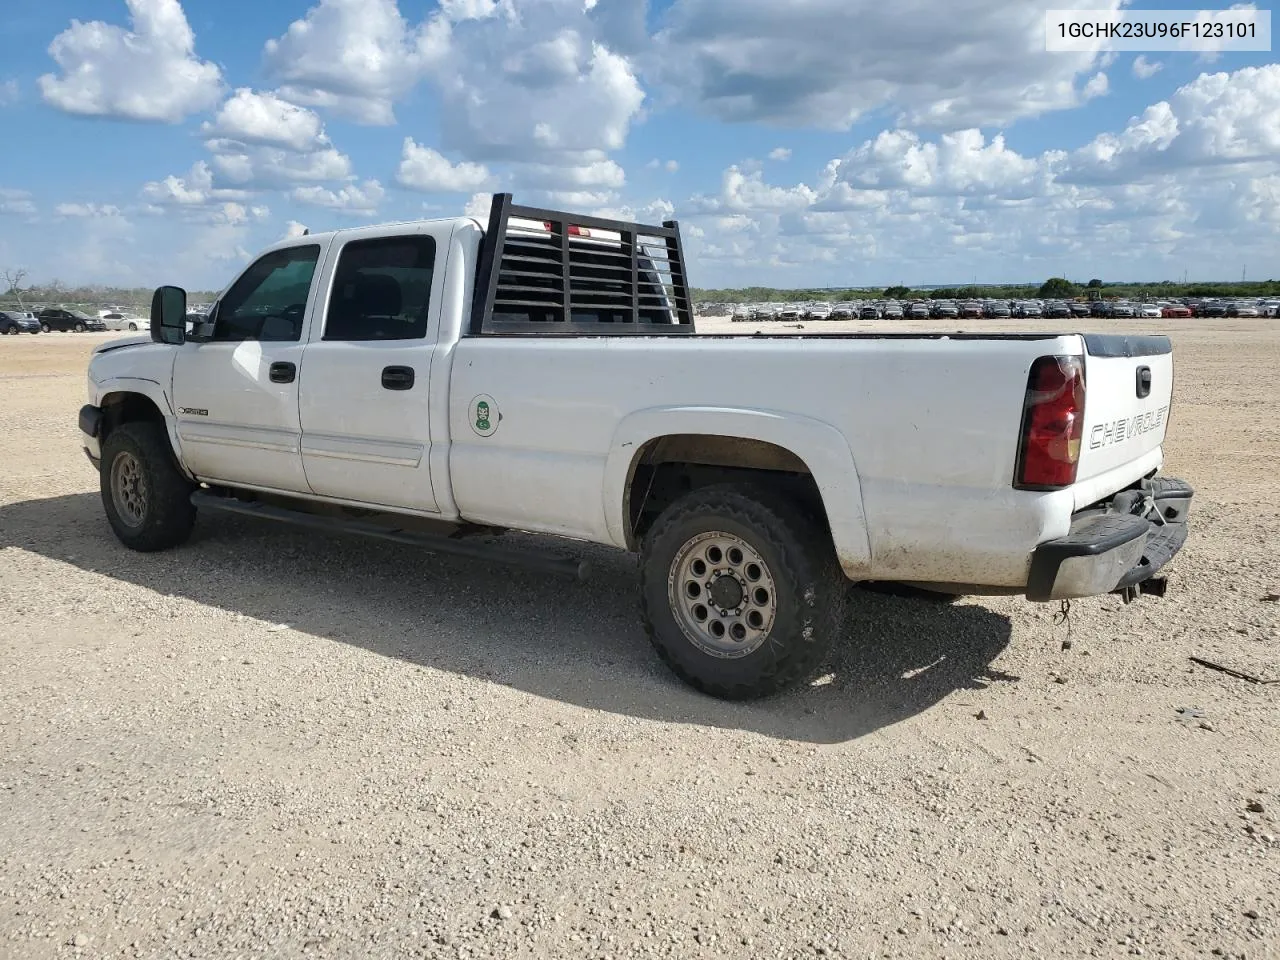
[150,285,187,345]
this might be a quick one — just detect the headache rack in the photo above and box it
[470,193,694,336]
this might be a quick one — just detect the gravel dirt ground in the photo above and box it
[1,321,1277,960]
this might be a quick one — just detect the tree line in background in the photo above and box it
[0,276,219,314]
[693,278,1280,304]
[4,272,1278,313]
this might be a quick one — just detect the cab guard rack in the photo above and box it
[470,193,694,336]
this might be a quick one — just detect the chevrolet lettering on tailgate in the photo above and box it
[1089,405,1169,450]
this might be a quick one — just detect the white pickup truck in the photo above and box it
[79,195,1192,699]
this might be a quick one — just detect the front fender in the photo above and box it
[90,377,190,479]
[602,406,872,577]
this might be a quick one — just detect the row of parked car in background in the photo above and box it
[0,306,149,335]
[725,297,1280,322]
[6,296,1277,335]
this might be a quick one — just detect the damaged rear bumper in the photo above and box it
[1026,477,1193,602]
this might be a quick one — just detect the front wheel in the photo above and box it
[74,322,86,332]
[41,323,51,333]
[128,322,138,331]
[100,422,196,552]
[640,484,845,699]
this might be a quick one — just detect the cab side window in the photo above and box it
[323,236,436,341]
[213,244,321,342]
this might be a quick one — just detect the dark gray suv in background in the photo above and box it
[0,310,41,334]
[35,308,107,332]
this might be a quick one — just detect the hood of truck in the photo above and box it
[88,337,175,390]
[92,334,153,355]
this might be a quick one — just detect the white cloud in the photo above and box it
[436,34,643,164]
[591,197,676,223]
[169,220,256,277]
[541,190,615,207]
[0,188,37,217]
[1132,56,1163,80]
[396,139,493,192]
[140,161,253,210]
[438,0,500,21]
[651,0,1122,130]
[463,193,493,220]
[1082,71,1109,100]
[423,6,644,204]
[1065,65,1280,183]
[521,156,626,189]
[54,203,124,218]
[262,0,447,125]
[202,89,329,152]
[205,141,353,189]
[212,202,271,226]
[676,64,1280,287]
[39,0,222,122]
[262,1,643,202]
[835,128,1039,198]
[141,162,218,205]
[292,179,386,214]
[692,165,818,213]
[0,79,18,106]
[646,158,680,172]
[768,148,792,161]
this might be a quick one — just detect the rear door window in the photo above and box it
[323,236,437,341]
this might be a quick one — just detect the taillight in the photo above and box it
[1015,355,1085,489]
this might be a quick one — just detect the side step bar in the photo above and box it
[190,491,591,581]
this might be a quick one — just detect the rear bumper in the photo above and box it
[1026,477,1193,601]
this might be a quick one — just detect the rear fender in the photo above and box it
[603,406,872,577]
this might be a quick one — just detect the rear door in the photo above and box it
[172,242,325,492]
[1076,335,1175,484]
[297,224,448,513]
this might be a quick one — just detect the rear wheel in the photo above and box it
[100,421,195,552]
[41,323,51,333]
[640,484,844,699]
[4,326,16,336]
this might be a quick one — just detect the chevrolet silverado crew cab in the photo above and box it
[78,195,1192,699]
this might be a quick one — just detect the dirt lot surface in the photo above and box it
[1,322,1277,960]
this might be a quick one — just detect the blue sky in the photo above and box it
[0,0,1276,290]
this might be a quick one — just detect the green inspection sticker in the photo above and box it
[469,394,499,437]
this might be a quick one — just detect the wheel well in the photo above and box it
[100,392,165,442]
[625,434,828,547]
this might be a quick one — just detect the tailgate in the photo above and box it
[1076,334,1173,483]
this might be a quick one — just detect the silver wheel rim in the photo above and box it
[668,530,777,659]
[110,452,148,528]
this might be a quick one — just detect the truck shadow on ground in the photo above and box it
[1,493,1017,744]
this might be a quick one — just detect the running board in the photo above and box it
[190,491,591,581]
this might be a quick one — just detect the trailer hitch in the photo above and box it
[1113,576,1168,604]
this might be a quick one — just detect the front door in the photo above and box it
[172,242,325,492]
[298,227,444,513]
